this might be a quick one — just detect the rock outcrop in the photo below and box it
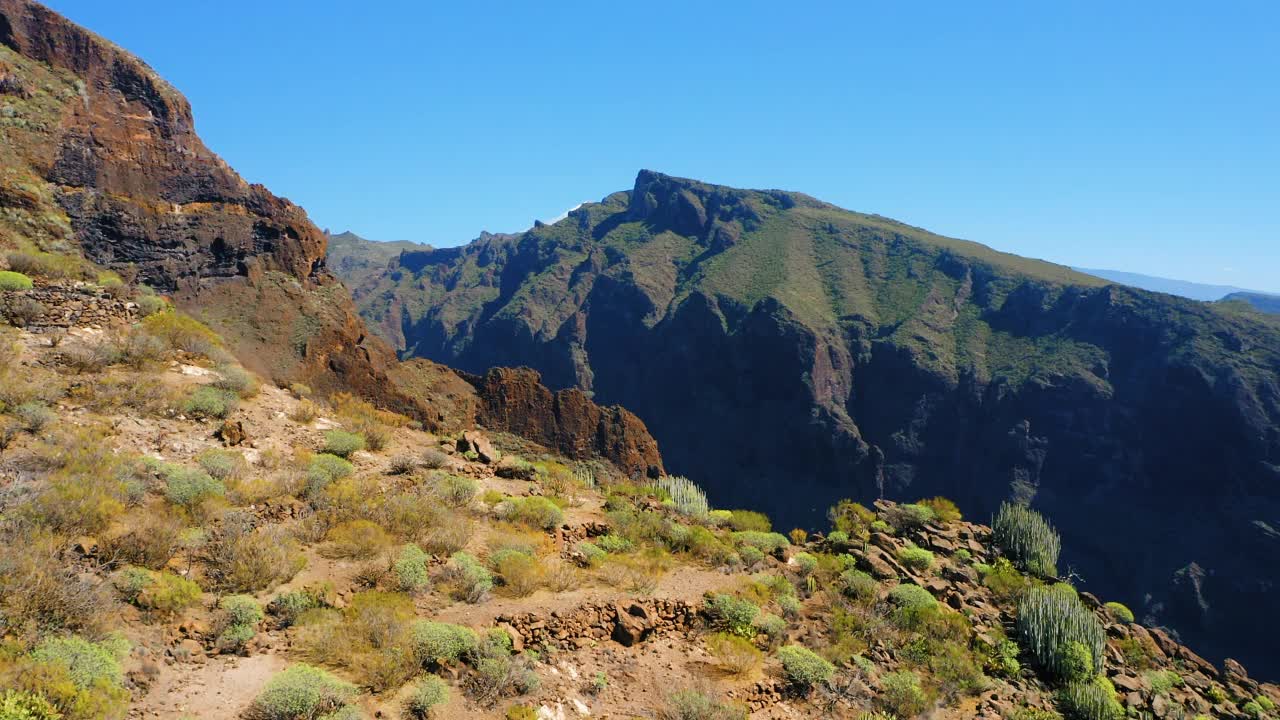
[334,170,1280,677]
[462,367,664,479]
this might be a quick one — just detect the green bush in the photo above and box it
[13,402,53,433]
[888,583,936,612]
[182,386,238,419]
[163,466,225,511]
[576,541,607,566]
[777,645,834,689]
[270,589,326,628]
[825,530,850,545]
[221,594,265,627]
[444,552,492,603]
[596,534,634,554]
[412,621,478,665]
[705,594,759,638]
[0,689,61,720]
[841,569,879,602]
[213,365,258,398]
[663,689,748,720]
[725,510,771,532]
[115,566,202,612]
[31,635,127,689]
[649,475,710,516]
[322,430,365,458]
[406,675,449,717]
[1103,602,1134,624]
[250,664,356,720]
[993,502,1061,577]
[1017,586,1105,681]
[0,270,34,291]
[433,474,477,507]
[196,448,245,481]
[505,496,563,530]
[1057,677,1123,720]
[754,613,786,645]
[884,503,935,532]
[897,545,934,572]
[792,552,818,575]
[730,531,789,554]
[305,454,353,498]
[880,671,930,717]
[394,544,431,593]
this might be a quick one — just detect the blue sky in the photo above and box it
[45,1,1280,292]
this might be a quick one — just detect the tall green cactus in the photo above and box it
[993,501,1061,577]
[1017,585,1106,681]
[650,475,710,517]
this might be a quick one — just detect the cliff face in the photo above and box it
[0,0,662,475]
[335,171,1280,676]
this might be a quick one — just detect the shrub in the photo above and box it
[135,293,166,317]
[31,635,127,689]
[777,645,834,689]
[422,448,449,469]
[13,402,53,433]
[305,454,353,498]
[1103,601,1134,624]
[596,534,634,554]
[660,690,748,720]
[203,514,305,592]
[444,552,492,603]
[880,671,930,717]
[993,502,1061,577]
[182,386,238,419]
[413,621,478,665]
[884,503,935,532]
[788,528,808,545]
[506,496,563,531]
[754,613,786,645]
[196,448,246,481]
[726,510,771,532]
[140,312,222,356]
[576,541,607,566]
[897,545,934,572]
[792,552,818,576]
[270,589,327,628]
[322,430,365,458]
[0,690,61,720]
[888,583,937,612]
[778,594,802,618]
[1057,677,1123,720]
[705,594,759,638]
[705,633,761,675]
[290,399,320,424]
[0,270,34,291]
[828,499,875,537]
[323,520,391,560]
[826,530,850,545]
[163,466,225,512]
[213,365,259,398]
[221,594,265,627]
[123,568,202,613]
[432,474,477,508]
[730,531,788,555]
[920,496,962,523]
[1017,585,1105,681]
[395,544,431,593]
[250,664,356,720]
[841,569,879,602]
[406,675,449,718]
[650,475,709,516]
[100,510,184,569]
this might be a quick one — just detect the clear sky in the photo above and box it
[44,0,1280,292]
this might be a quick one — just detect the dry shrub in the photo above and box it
[423,513,474,556]
[295,591,418,692]
[331,392,406,452]
[72,372,174,415]
[542,560,580,592]
[227,473,295,506]
[100,508,184,570]
[600,549,671,595]
[706,633,763,676]
[61,338,117,374]
[322,520,392,560]
[202,512,305,592]
[492,551,544,597]
[0,528,117,639]
[289,399,320,424]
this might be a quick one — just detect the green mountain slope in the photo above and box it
[332,171,1280,678]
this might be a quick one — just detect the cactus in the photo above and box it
[650,475,710,517]
[1017,585,1106,681]
[993,502,1061,577]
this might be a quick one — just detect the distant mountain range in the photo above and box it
[1075,267,1280,308]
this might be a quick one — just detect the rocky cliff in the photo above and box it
[0,0,661,475]
[334,171,1280,677]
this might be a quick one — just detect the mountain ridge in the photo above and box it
[333,170,1280,677]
